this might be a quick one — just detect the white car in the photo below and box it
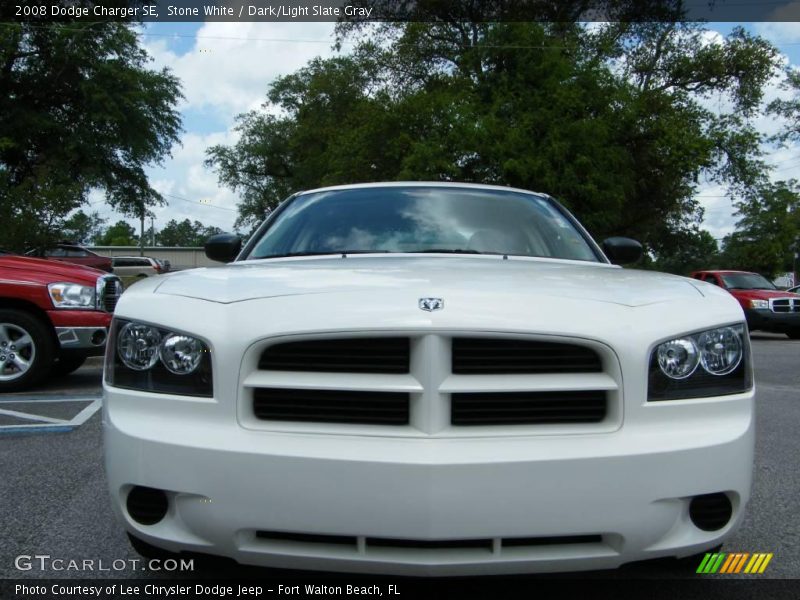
[103,182,754,575]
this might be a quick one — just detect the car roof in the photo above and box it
[297,181,551,198]
[113,256,155,259]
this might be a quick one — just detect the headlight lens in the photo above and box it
[118,323,161,371]
[106,319,212,397]
[749,299,769,309]
[48,283,96,309]
[648,323,751,401]
[697,327,742,375]
[159,334,204,375]
[656,338,699,379]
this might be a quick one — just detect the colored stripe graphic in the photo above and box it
[699,552,772,574]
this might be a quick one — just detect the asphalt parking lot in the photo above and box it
[0,334,798,586]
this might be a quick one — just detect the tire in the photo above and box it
[787,330,800,340]
[51,355,87,377]
[0,309,55,392]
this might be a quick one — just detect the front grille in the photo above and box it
[253,531,603,552]
[452,337,602,374]
[259,337,410,373]
[451,391,607,425]
[101,277,122,313]
[770,298,800,313]
[253,388,409,425]
[244,333,619,432]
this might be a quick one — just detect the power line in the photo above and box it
[161,192,238,212]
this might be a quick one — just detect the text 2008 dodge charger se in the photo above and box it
[104,183,753,575]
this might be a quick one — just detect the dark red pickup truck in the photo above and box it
[691,270,800,339]
[0,254,122,391]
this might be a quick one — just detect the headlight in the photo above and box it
[648,323,752,401]
[749,299,769,309]
[48,283,96,309]
[106,319,212,397]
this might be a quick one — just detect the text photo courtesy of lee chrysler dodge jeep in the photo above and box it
[0,254,122,391]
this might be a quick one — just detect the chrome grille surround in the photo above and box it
[96,274,123,313]
[769,297,800,313]
[239,331,623,437]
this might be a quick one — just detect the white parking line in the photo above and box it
[0,396,102,434]
[0,408,67,424]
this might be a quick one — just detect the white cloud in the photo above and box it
[142,22,339,118]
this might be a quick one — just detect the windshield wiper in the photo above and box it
[253,250,391,259]
[407,249,483,254]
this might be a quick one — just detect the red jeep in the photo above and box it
[691,270,800,339]
[0,254,122,391]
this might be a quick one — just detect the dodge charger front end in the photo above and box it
[103,183,754,575]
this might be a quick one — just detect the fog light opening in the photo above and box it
[126,486,169,526]
[91,329,107,346]
[689,493,733,532]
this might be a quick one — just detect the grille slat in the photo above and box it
[260,338,410,373]
[452,391,607,426]
[452,338,602,374]
[101,277,122,313]
[253,388,409,425]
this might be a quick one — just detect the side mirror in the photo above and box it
[602,237,642,265]
[205,233,242,263]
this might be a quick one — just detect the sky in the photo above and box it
[90,21,800,244]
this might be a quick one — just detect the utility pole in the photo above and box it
[139,203,145,257]
[150,216,155,246]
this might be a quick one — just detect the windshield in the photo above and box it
[721,273,776,290]
[246,186,601,262]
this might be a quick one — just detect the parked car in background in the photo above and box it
[691,270,800,339]
[111,256,165,279]
[0,254,122,391]
[106,182,754,575]
[27,243,113,273]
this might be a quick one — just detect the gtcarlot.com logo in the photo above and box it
[697,552,774,574]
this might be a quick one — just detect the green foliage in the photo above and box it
[156,219,222,247]
[0,19,182,251]
[649,228,721,275]
[721,181,800,277]
[96,220,138,246]
[61,210,107,246]
[206,22,780,257]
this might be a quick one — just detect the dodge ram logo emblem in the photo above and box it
[419,298,444,311]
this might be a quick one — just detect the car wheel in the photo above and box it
[787,330,800,340]
[0,309,55,392]
[51,355,87,377]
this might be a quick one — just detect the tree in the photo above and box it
[0,18,182,251]
[96,221,138,246]
[156,219,222,246]
[721,181,800,277]
[650,228,721,275]
[206,20,780,256]
[61,210,107,246]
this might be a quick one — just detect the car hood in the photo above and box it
[0,255,105,284]
[152,255,705,307]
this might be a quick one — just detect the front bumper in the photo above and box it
[49,310,112,354]
[744,308,800,332]
[104,387,754,576]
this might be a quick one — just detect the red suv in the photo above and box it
[0,255,121,391]
[691,270,800,339]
